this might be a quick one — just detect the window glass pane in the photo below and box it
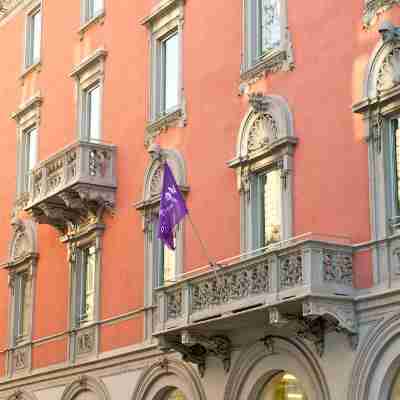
[21,274,31,338]
[86,85,101,141]
[163,33,179,111]
[393,118,400,211]
[15,274,30,340]
[32,9,41,64]
[93,0,103,16]
[258,372,308,400]
[264,169,281,244]
[260,0,281,53]
[163,244,176,285]
[24,127,37,191]
[27,127,38,171]
[82,246,96,322]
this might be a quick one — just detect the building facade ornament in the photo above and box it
[159,332,231,377]
[323,250,353,286]
[190,261,269,313]
[363,1,400,28]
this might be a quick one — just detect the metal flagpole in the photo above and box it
[186,212,220,270]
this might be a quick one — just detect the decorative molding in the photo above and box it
[69,48,108,79]
[348,312,400,400]
[190,261,270,314]
[61,375,111,400]
[223,338,330,400]
[0,0,23,21]
[363,0,400,28]
[279,251,302,290]
[241,45,295,82]
[145,106,187,148]
[132,358,206,400]
[323,249,353,286]
[76,327,95,356]
[166,288,183,320]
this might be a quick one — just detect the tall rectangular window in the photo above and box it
[25,7,41,68]
[76,245,96,324]
[242,0,293,77]
[83,84,101,141]
[13,272,31,343]
[161,32,179,113]
[84,0,103,22]
[251,169,282,249]
[23,126,38,192]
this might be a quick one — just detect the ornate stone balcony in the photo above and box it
[154,234,357,375]
[24,140,117,234]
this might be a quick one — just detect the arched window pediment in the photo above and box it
[8,219,37,266]
[234,94,296,165]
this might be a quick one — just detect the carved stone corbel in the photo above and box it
[158,332,231,377]
[302,298,358,351]
[295,317,325,357]
[261,335,275,354]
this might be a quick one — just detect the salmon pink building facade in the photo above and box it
[0,0,399,399]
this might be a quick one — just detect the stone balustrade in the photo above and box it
[24,140,117,233]
[154,235,354,334]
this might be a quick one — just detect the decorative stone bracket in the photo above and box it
[269,297,358,357]
[158,331,231,378]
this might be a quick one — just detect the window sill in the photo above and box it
[78,10,106,37]
[145,107,186,146]
[20,61,41,81]
[241,49,294,82]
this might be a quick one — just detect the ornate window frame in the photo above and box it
[6,218,38,377]
[142,0,186,146]
[70,48,107,141]
[135,147,188,340]
[228,94,297,253]
[241,0,294,81]
[11,93,42,210]
[353,24,400,285]
[64,224,103,362]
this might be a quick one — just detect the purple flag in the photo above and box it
[157,162,188,250]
